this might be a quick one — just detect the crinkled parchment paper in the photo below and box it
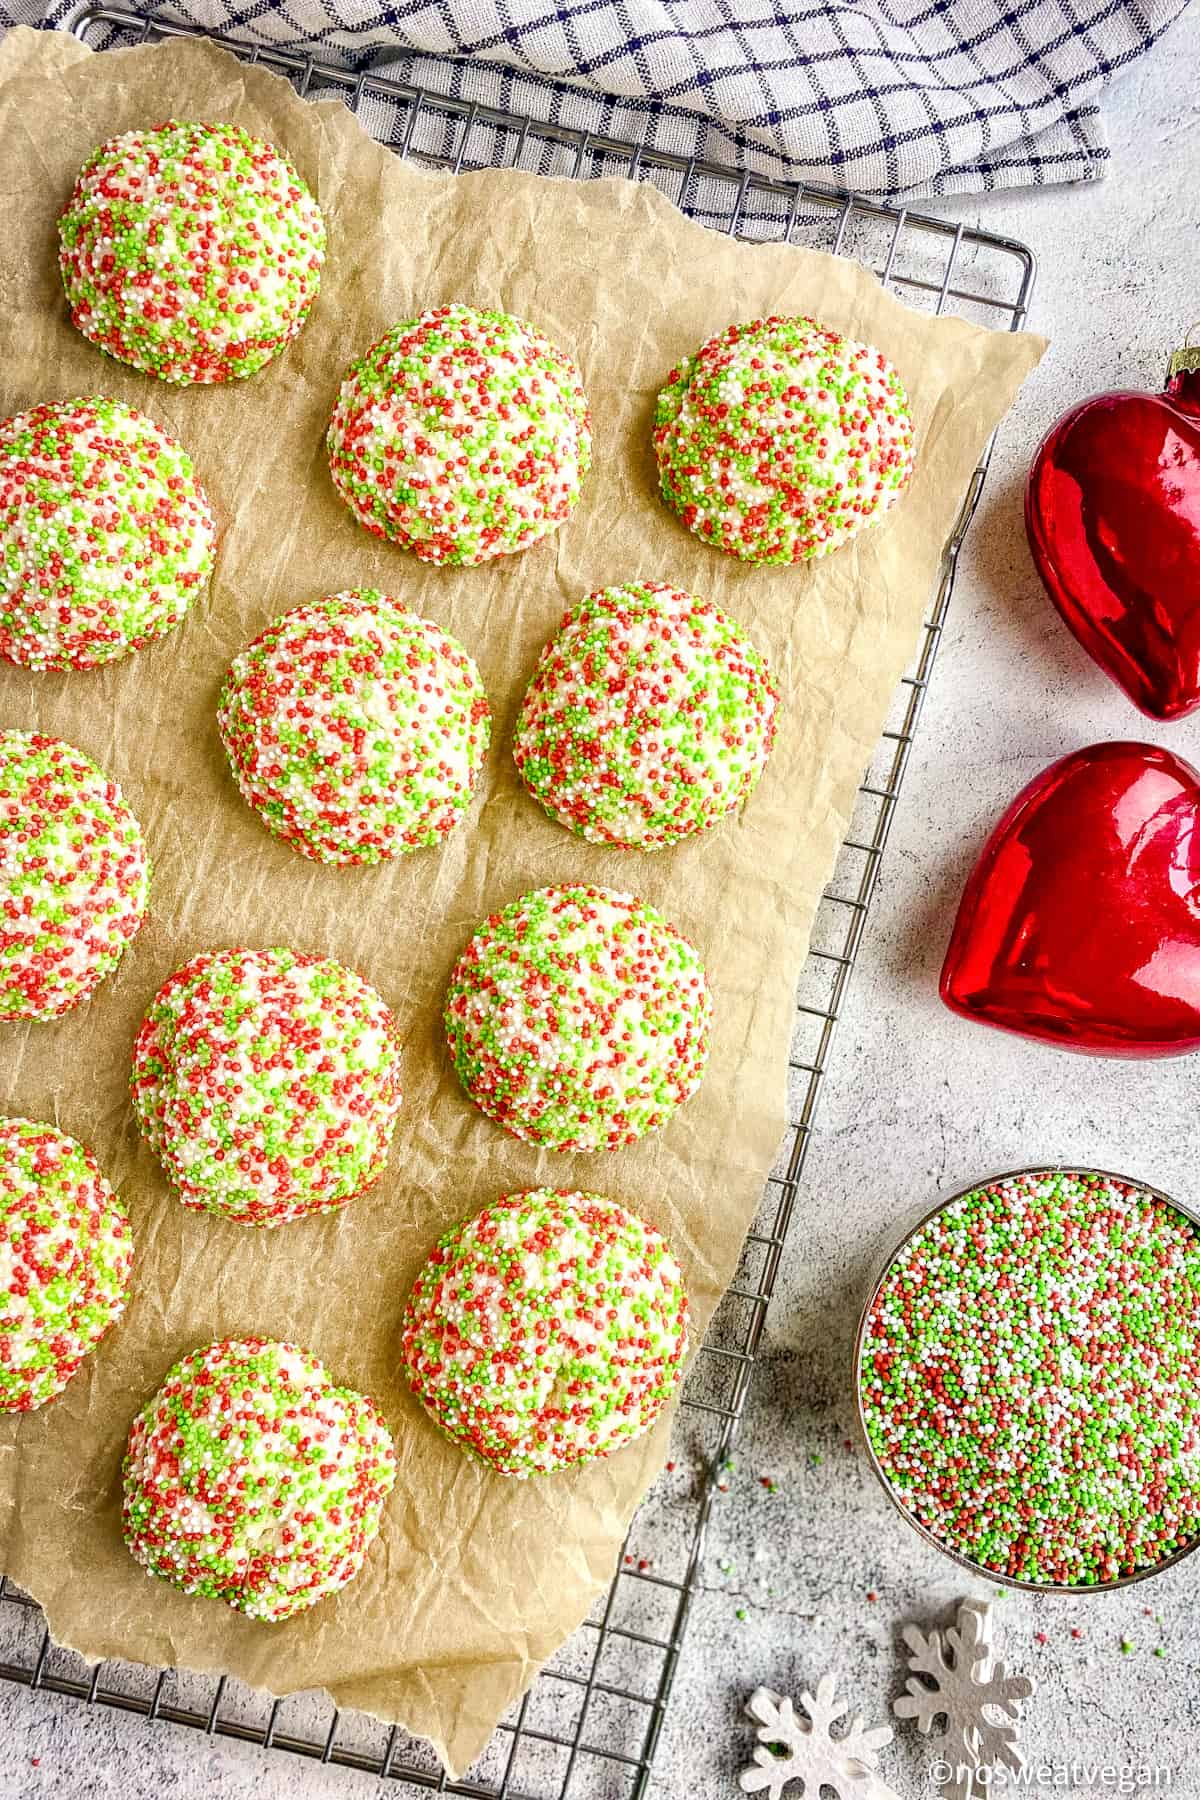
[0,24,1044,1776]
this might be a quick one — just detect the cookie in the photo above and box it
[0,398,215,671]
[123,1337,395,1620]
[0,1117,132,1412]
[654,315,914,562]
[327,304,591,564]
[131,947,402,1226]
[218,591,491,864]
[59,121,325,384]
[514,580,779,848]
[0,731,149,1021]
[444,885,711,1151]
[403,1189,688,1475]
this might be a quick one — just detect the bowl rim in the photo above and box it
[852,1162,1200,1596]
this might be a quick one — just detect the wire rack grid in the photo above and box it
[0,10,1037,1797]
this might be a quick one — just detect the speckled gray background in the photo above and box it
[4,9,1200,1796]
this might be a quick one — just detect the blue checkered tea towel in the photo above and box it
[13,0,1195,198]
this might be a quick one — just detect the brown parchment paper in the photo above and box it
[0,22,1044,1777]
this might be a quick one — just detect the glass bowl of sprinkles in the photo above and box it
[854,1167,1200,1592]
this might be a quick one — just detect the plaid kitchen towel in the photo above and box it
[22,0,1194,198]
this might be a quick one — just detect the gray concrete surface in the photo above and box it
[4,10,1200,1796]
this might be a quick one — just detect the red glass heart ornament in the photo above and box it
[1026,346,1200,721]
[940,741,1200,1056]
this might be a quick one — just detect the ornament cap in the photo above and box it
[1167,344,1200,380]
[1166,339,1200,417]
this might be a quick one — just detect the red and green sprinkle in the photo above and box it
[401,1189,688,1476]
[122,1337,395,1621]
[0,730,149,1022]
[130,946,402,1227]
[443,884,712,1152]
[0,398,215,671]
[860,1170,1200,1587]
[327,304,592,565]
[513,580,779,849]
[217,590,492,866]
[0,1116,133,1412]
[654,315,914,564]
[59,120,326,385]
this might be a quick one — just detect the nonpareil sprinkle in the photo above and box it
[860,1170,1200,1587]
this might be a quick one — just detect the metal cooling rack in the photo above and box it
[0,8,1037,1795]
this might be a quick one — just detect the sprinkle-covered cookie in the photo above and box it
[0,731,149,1022]
[859,1169,1200,1587]
[123,1337,395,1620]
[131,947,402,1227]
[514,580,779,849]
[218,591,492,865]
[444,885,711,1151]
[327,304,592,565]
[59,121,326,385]
[0,398,215,672]
[654,315,915,563]
[403,1189,688,1476]
[0,1117,133,1413]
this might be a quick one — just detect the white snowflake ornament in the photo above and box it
[894,1600,1035,1800]
[739,1675,902,1800]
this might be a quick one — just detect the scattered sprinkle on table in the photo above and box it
[0,1116,132,1412]
[0,397,214,671]
[402,1189,688,1476]
[131,946,402,1227]
[59,120,326,385]
[218,590,491,865]
[122,1337,394,1620]
[443,883,711,1151]
[860,1169,1200,1586]
[654,315,914,563]
[513,579,779,849]
[327,303,591,564]
[0,730,149,1021]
